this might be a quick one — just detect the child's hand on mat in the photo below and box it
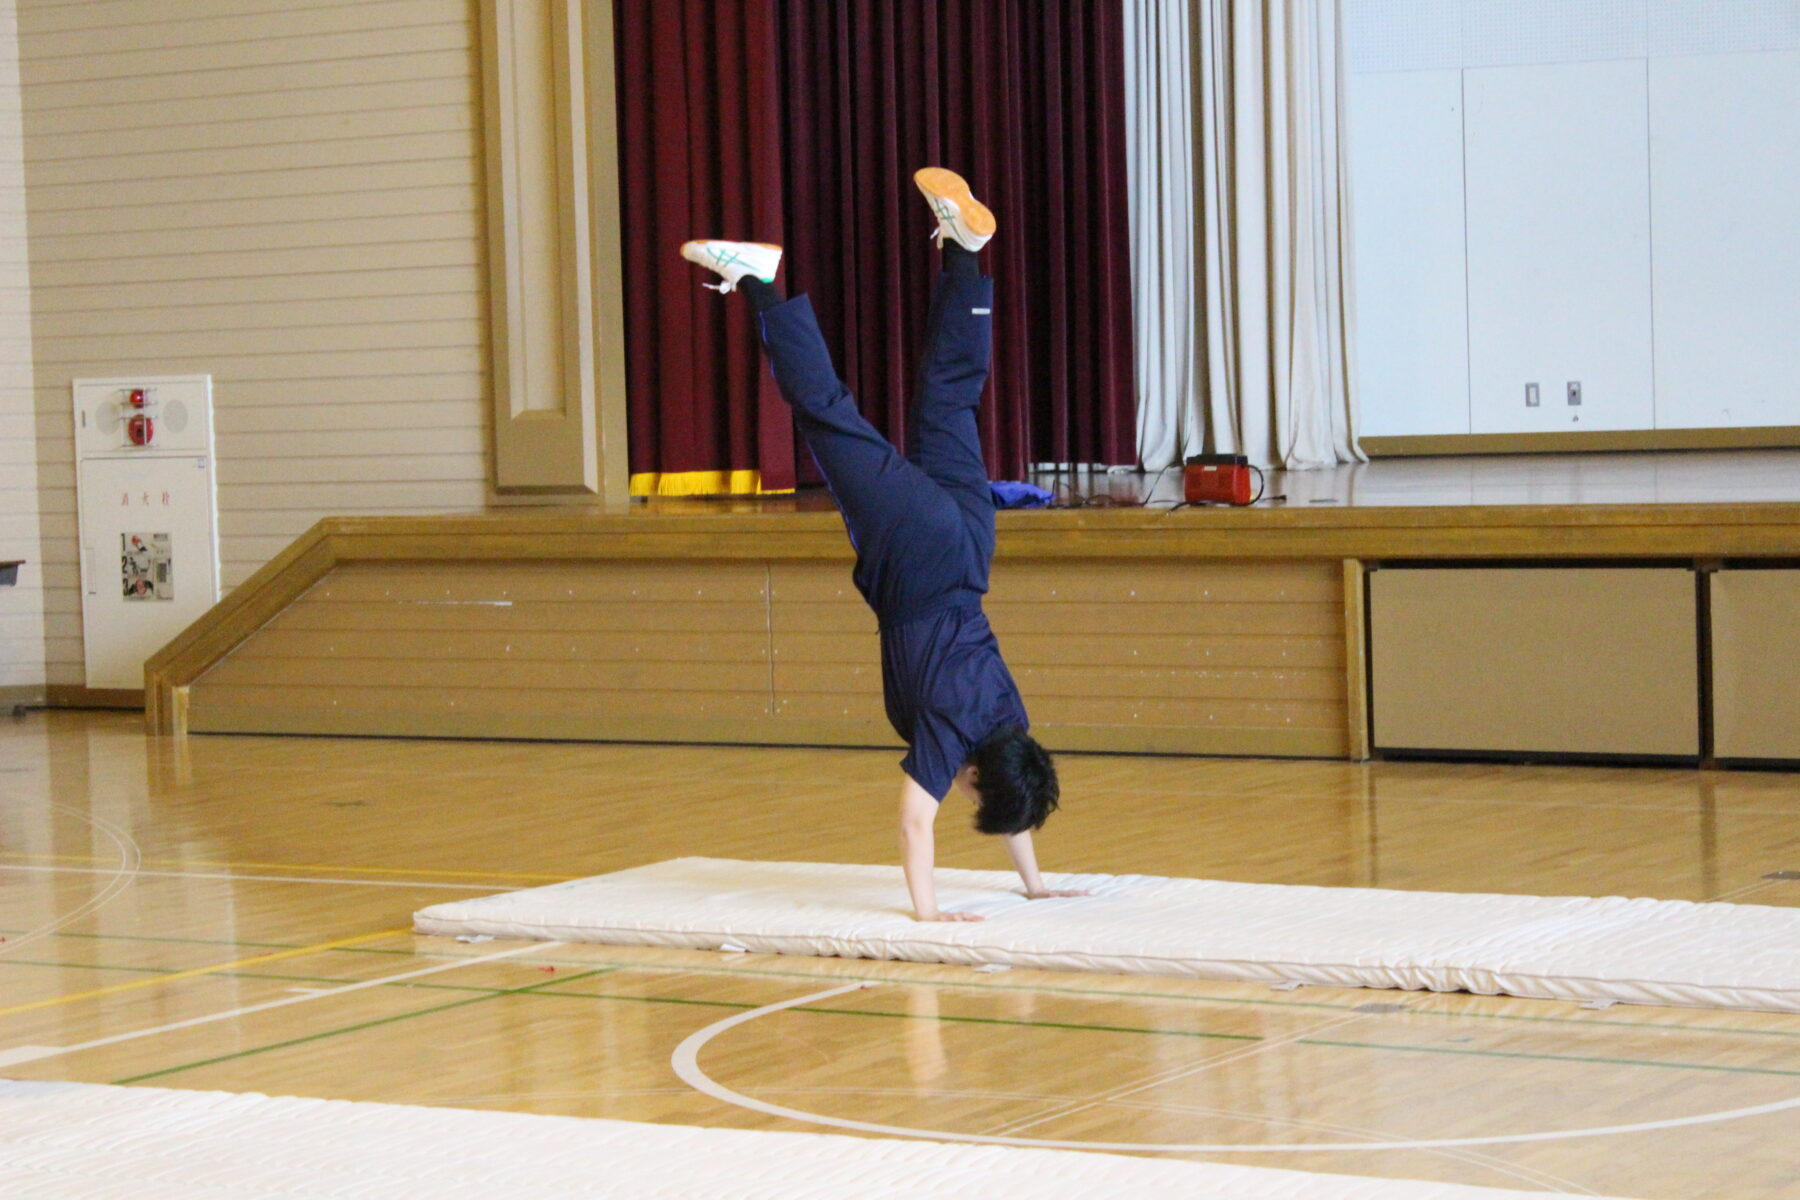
[917,910,985,922]
[1025,889,1090,900]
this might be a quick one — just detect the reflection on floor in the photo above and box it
[2,711,1799,1199]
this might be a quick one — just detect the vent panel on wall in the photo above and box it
[1648,0,1800,57]
[1461,0,1647,68]
[1345,0,1460,73]
[16,0,489,686]
[1347,1,1800,70]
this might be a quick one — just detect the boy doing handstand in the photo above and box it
[683,168,1081,921]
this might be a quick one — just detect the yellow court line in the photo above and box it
[0,928,407,1020]
[0,853,572,883]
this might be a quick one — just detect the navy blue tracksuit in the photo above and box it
[757,272,1029,800]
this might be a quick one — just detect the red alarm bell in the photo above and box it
[127,414,155,446]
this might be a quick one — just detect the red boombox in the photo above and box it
[1183,454,1257,506]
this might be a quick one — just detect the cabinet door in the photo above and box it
[78,456,220,689]
[1370,567,1698,758]
[1348,69,1470,436]
[1464,61,1654,434]
[1650,50,1800,430]
[1711,570,1800,762]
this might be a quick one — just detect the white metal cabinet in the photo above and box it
[73,376,219,689]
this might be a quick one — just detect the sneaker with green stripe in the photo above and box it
[681,240,783,294]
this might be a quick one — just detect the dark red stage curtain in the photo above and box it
[614,0,796,495]
[776,0,1137,478]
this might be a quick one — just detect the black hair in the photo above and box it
[966,726,1059,835]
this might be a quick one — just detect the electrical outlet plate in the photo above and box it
[1567,381,1582,406]
[1525,382,1540,407]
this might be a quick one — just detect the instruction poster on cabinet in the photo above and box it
[120,532,172,601]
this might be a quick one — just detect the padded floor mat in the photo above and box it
[415,858,1800,1012]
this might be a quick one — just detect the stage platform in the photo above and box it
[146,451,1800,764]
[651,447,1800,513]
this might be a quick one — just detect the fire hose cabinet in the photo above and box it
[72,375,220,690]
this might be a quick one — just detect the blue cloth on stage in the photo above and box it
[989,480,1052,509]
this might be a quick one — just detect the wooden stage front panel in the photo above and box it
[148,500,1800,760]
[188,557,1351,759]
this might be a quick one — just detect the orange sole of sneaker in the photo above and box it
[913,167,996,237]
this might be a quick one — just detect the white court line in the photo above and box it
[0,806,141,958]
[985,1009,1370,1138]
[1159,1100,1599,1195]
[672,984,1800,1154]
[0,864,504,891]
[0,939,565,1067]
[416,1080,1593,1193]
[1708,881,1776,904]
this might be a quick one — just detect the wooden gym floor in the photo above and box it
[5,710,1800,1197]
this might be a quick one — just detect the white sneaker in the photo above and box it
[680,240,782,294]
[914,167,995,252]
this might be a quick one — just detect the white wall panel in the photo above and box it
[1464,61,1654,434]
[1347,70,1469,436]
[1650,51,1800,429]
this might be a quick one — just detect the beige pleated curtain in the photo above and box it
[1127,0,1364,470]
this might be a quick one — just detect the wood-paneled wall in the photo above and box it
[0,0,43,697]
[188,557,1350,759]
[17,0,491,686]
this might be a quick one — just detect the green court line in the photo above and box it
[340,955,1800,1042]
[14,928,1800,1043]
[533,990,756,1012]
[119,973,1785,1086]
[0,958,508,996]
[528,987,1261,1044]
[530,991,1800,1079]
[1300,1037,1800,1080]
[6,929,298,950]
[2,958,175,976]
[804,1005,1262,1043]
[0,928,415,958]
[113,968,618,1086]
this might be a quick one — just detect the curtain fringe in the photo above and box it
[628,470,796,498]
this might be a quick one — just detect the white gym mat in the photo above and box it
[415,858,1800,1013]
[0,1081,1642,1198]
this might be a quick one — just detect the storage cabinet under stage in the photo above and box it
[1709,569,1800,763]
[1368,566,1699,760]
